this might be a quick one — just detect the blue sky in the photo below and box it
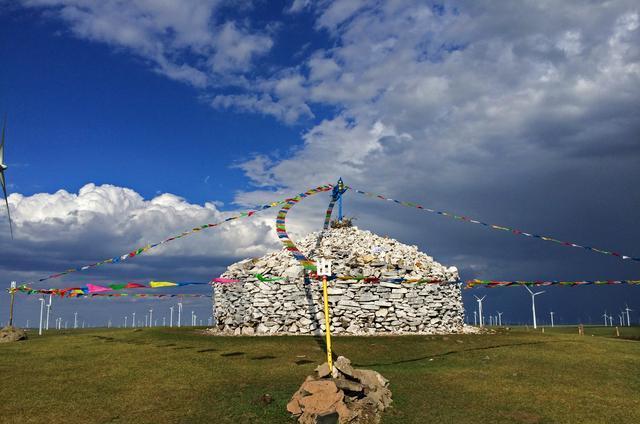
[1,2,323,203]
[1,0,639,328]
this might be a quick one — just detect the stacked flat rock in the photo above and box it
[213,226,463,335]
[287,356,392,424]
[0,326,27,343]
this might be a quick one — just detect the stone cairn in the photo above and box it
[213,226,463,335]
[0,326,27,343]
[287,356,392,424]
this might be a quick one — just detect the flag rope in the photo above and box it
[466,279,640,288]
[350,187,640,263]
[24,187,331,285]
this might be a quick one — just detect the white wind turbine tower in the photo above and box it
[473,310,477,326]
[550,311,555,328]
[474,295,486,328]
[0,115,14,239]
[178,302,183,327]
[523,286,544,329]
[38,297,45,336]
[624,305,633,327]
[608,314,613,326]
[602,311,608,326]
[132,312,136,328]
[45,295,52,330]
[497,311,503,326]
[169,306,174,328]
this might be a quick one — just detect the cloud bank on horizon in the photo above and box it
[2,0,640,302]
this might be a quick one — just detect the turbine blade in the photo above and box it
[0,114,5,164]
[1,172,13,239]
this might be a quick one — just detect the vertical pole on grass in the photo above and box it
[8,281,16,327]
[318,258,333,372]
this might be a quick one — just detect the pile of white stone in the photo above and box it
[212,226,463,335]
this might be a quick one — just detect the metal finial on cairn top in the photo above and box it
[331,178,352,228]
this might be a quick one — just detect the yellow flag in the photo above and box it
[149,281,178,288]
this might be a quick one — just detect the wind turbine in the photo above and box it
[473,310,477,326]
[38,297,45,336]
[45,295,53,330]
[0,114,13,239]
[497,311,503,326]
[550,311,555,328]
[474,295,486,327]
[602,311,608,326]
[624,305,633,327]
[523,286,545,329]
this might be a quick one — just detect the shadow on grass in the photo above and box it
[251,355,276,360]
[354,340,574,367]
[220,351,245,357]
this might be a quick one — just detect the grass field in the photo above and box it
[1,326,639,423]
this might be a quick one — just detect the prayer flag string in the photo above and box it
[10,281,209,297]
[25,189,328,285]
[275,185,335,272]
[465,279,640,288]
[350,187,640,263]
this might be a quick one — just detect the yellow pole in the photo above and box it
[322,274,333,371]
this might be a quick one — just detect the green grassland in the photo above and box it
[0,326,639,423]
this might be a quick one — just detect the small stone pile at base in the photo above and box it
[287,356,392,424]
[0,326,27,343]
